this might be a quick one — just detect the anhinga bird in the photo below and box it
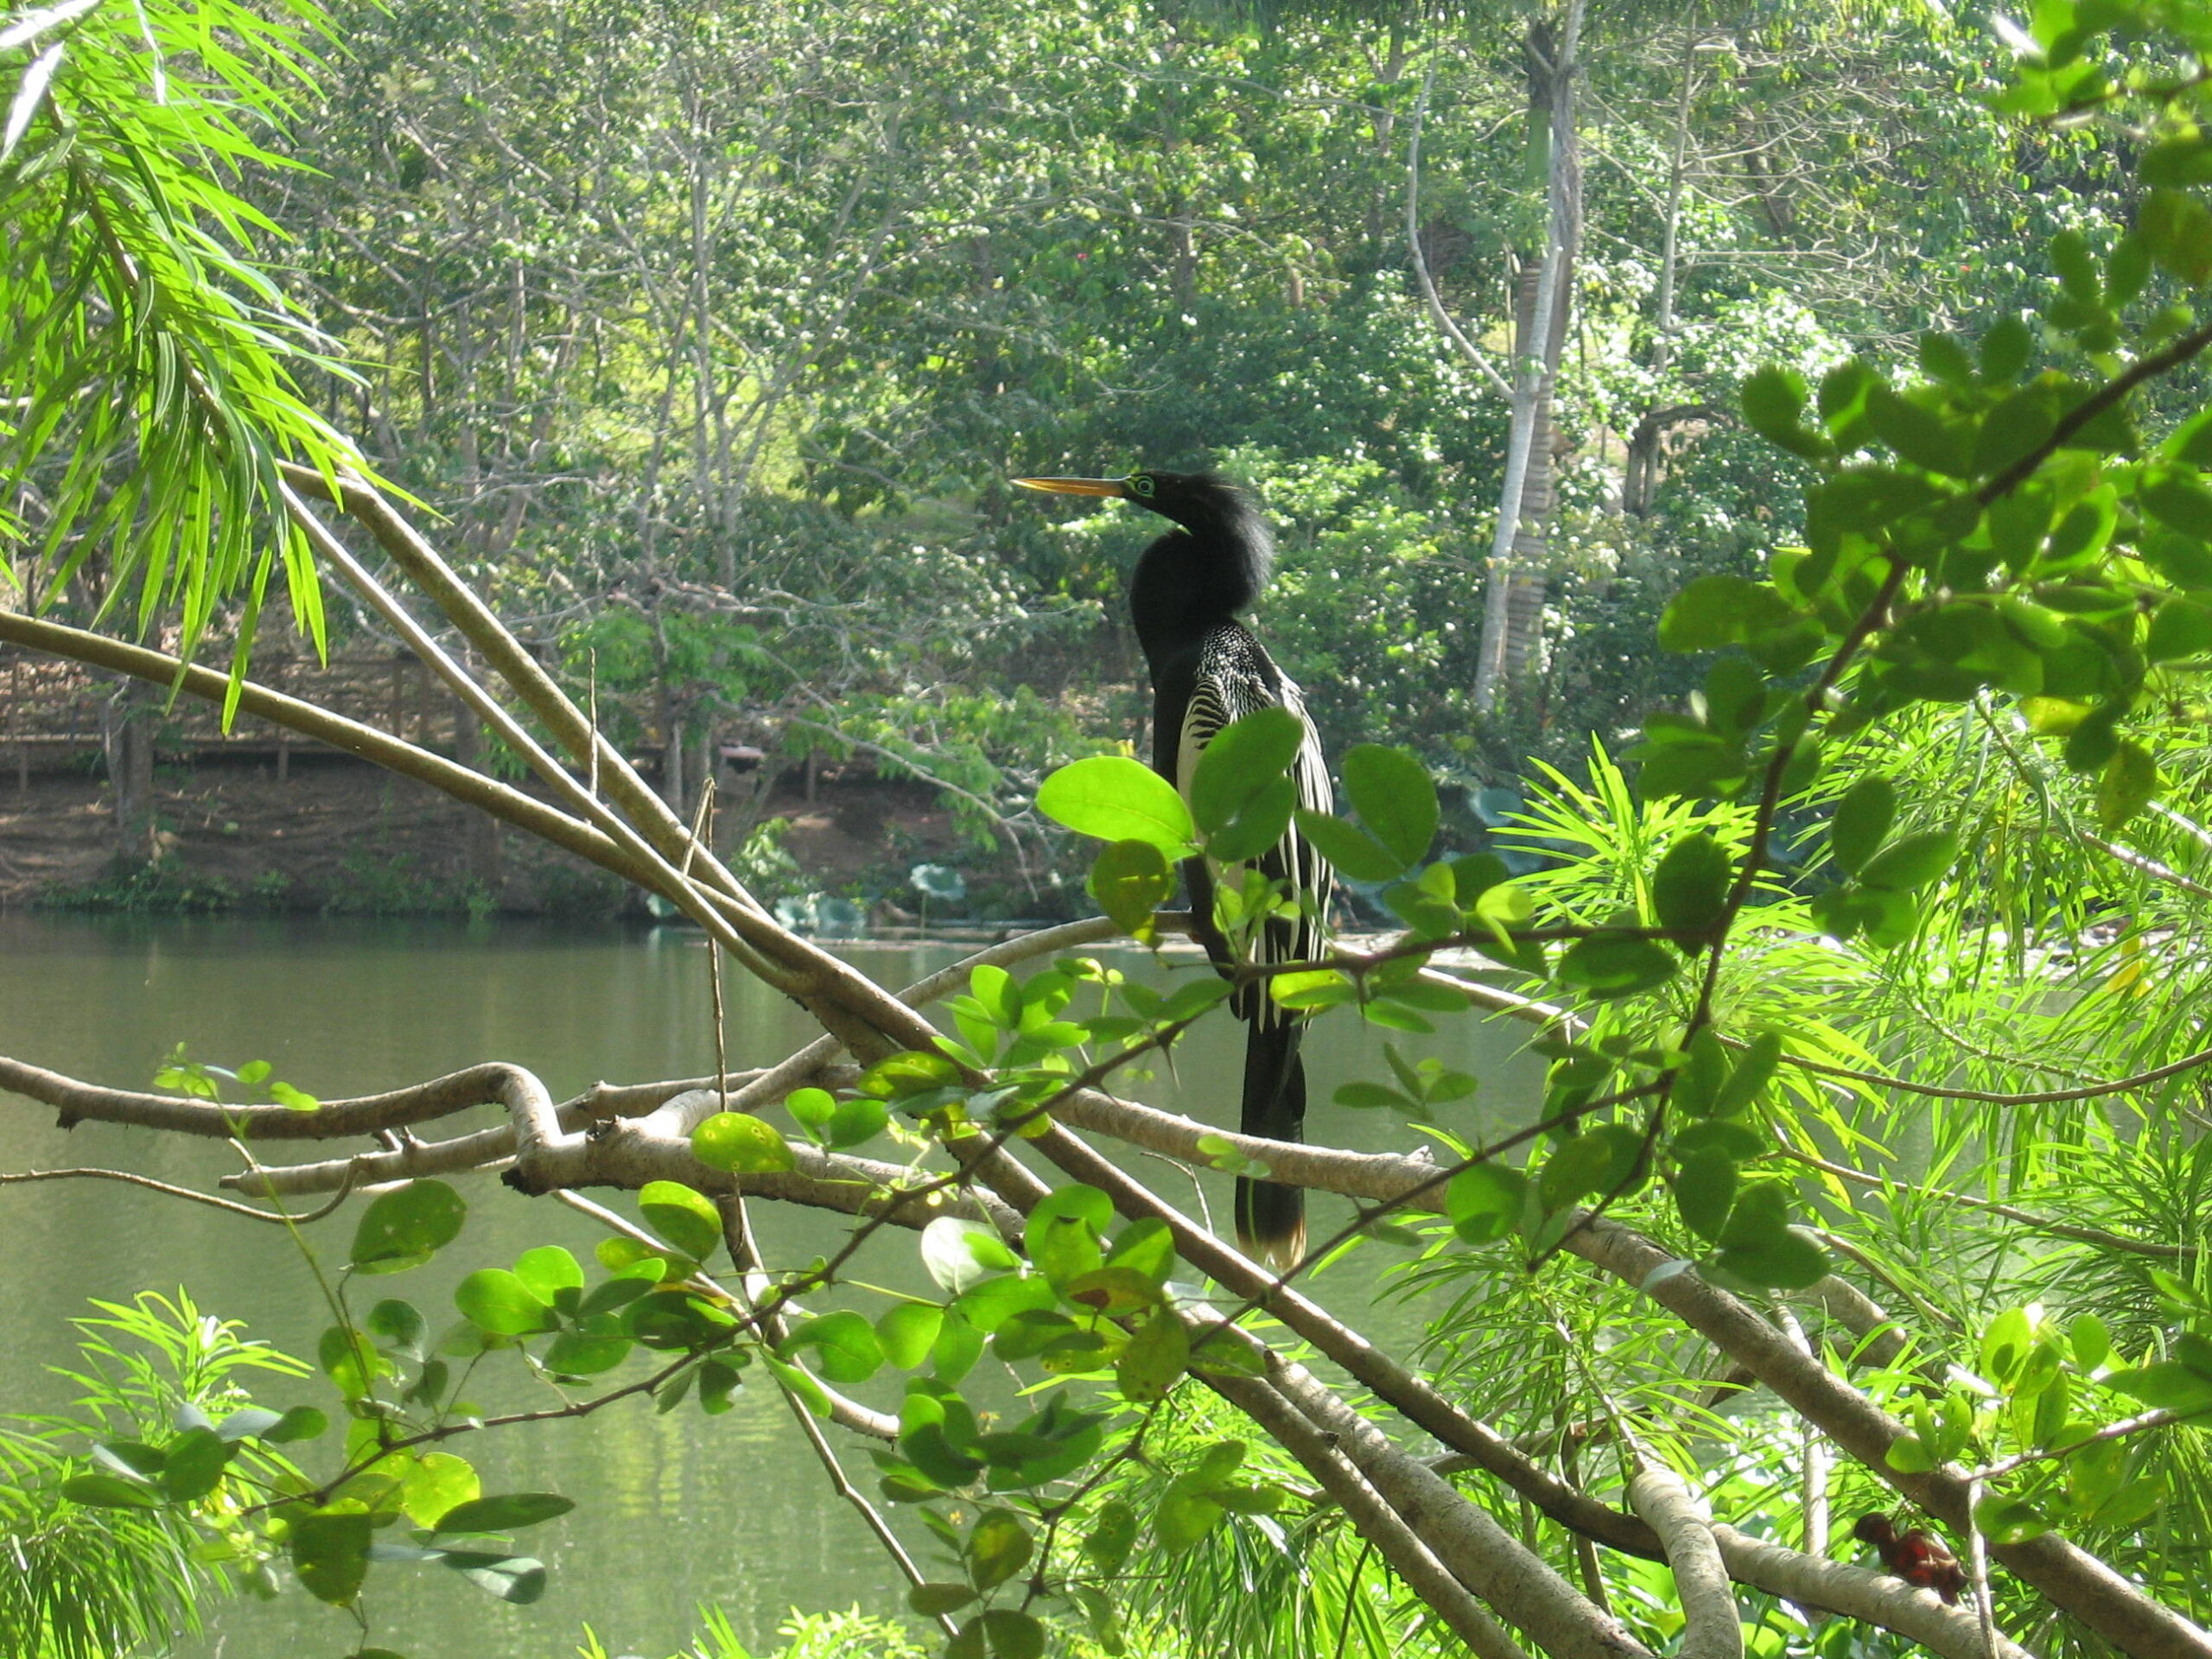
[1853,1514,1966,1604]
[1014,469,1332,1268]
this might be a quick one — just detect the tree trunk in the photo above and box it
[102,677,156,865]
[454,700,505,895]
[1473,1,1584,716]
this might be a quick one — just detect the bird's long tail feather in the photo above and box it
[1235,1021,1306,1269]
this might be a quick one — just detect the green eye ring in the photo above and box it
[1128,474,1155,497]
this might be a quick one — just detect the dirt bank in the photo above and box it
[0,755,1022,918]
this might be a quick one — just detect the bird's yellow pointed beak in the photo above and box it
[1012,475,1128,498]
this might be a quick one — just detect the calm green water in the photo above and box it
[0,914,1540,1659]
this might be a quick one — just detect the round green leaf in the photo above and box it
[1037,756,1196,855]
[978,1609,1046,1659]
[1188,707,1303,835]
[1672,1147,1738,1243]
[542,1331,633,1377]
[1292,809,1404,882]
[454,1269,556,1338]
[922,1217,1019,1294]
[1339,745,1438,869]
[1446,1163,1527,1244]
[967,1508,1034,1590]
[1114,1309,1190,1403]
[292,1509,373,1605]
[782,1311,887,1383]
[1741,365,1830,460]
[1088,838,1175,940]
[402,1453,482,1529]
[877,1302,945,1370]
[512,1247,583,1307]
[639,1179,725,1260]
[1857,830,1960,893]
[1713,1227,1830,1289]
[690,1113,797,1176]
[1557,934,1679,999]
[349,1179,466,1274]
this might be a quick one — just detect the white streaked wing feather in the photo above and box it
[1179,630,1333,1027]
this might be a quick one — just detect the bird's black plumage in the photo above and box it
[1015,468,1332,1268]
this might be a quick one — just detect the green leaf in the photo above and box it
[2147,598,2212,663]
[1114,1309,1190,1403]
[824,1096,889,1149]
[1658,575,1800,653]
[911,1584,979,1616]
[1857,830,1959,893]
[967,1508,1033,1589]
[365,1298,427,1357]
[512,1247,582,1308]
[1713,1228,1829,1289]
[432,1491,575,1535]
[1673,1147,1738,1243]
[1652,832,1731,941]
[349,1180,466,1274]
[291,1509,373,1605]
[1189,707,1303,834]
[399,1453,480,1529]
[1037,756,1195,855]
[1556,934,1678,999]
[1291,809,1404,882]
[1973,1493,2050,1546]
[1446,1163,1527,1243]
[1103,1217,1177,1286]
[1027,1185,1109,1290]
[976,1610,1046,1659]
[691,1112,798,1175]
[1154,1486,1226,1552]
[1339,745,1438,869]
[921,1217,1019,1294]
[1829,777,1896,875]
[1741,365,1829,459]
[2097,741,2158,832]
[1083,1499,1139,1573]
[60,1473,162,1510]
[1713,1031,1783,1118]
[265,1406,327,1444]
[785,1086,836,1134]
[1089,838,1176,941]
[876,1303,944,1370]
[782,1311,886,1384]
[441,1549,547,1604]
[639,1180,724,1261]
[1717,1181,1789,1249]
[1204,776,1298,863]
[1885,1434,1937,1473]
[1064,1266,1163,1316]
[952,1273,1057,1333]
[159,1428,234,1502]
[454,1269,556,1338]
[2111,1362,2212,1413]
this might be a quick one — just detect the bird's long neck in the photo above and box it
[1128,524,1267,675]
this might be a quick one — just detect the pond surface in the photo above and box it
[0,913,1540,1659]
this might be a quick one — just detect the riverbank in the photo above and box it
[0,758,1022,919]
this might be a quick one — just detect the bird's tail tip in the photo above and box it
[1236,1177,1306,1274]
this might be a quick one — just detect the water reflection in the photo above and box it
[0,914,1540,1659]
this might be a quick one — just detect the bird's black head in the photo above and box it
[1013,467,1274,627]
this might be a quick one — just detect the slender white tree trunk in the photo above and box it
[1473,0,1584,716]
